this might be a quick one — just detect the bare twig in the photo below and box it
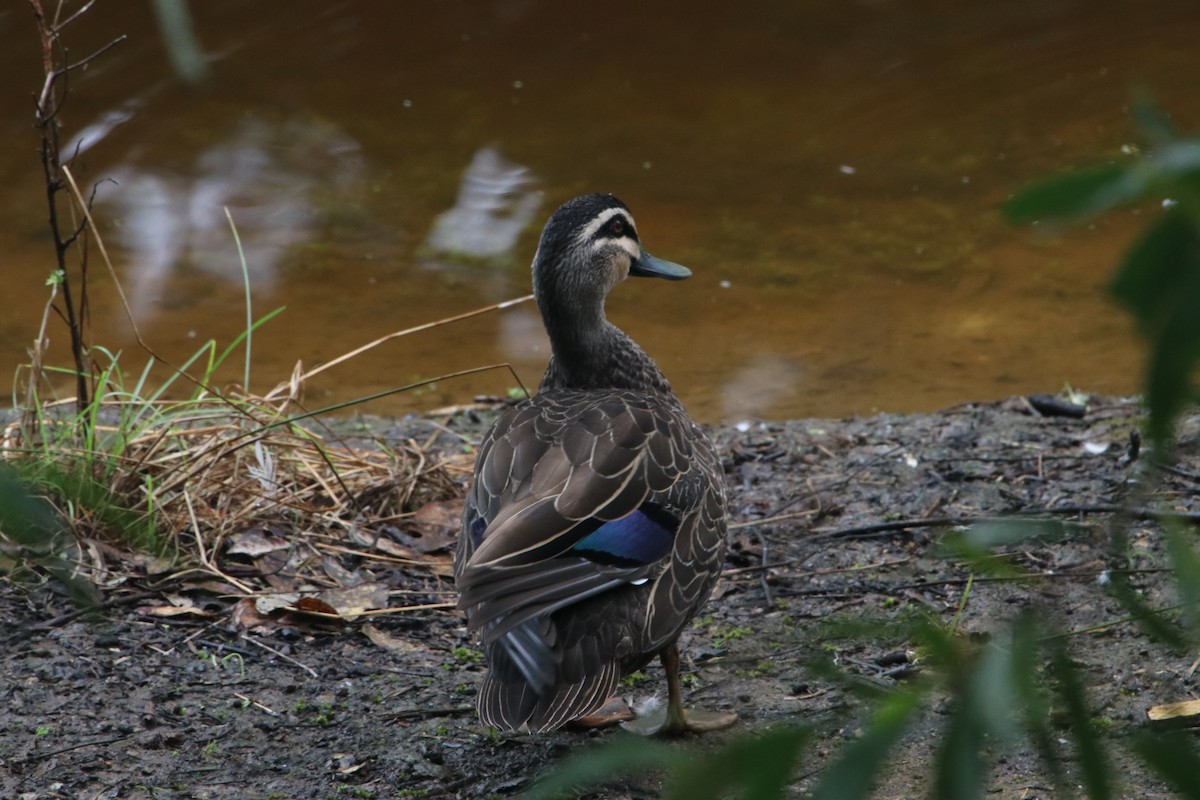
[268,293,535,392]
[56,0,99,31]
[26,0,119,423]
[61,34,126,74]
[7,734,133,766]
[808,504,1200,542]
[241,635,319,679]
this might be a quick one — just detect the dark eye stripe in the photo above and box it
[596,214,638,242]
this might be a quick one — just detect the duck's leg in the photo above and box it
[660,641,692,733]
[622,642,739,736]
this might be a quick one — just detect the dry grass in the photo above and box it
[1,379,477,605]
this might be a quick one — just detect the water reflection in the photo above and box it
[65,101,142,157]
[423,147,542,262]
[720,356,804,422]
[2,0,1194,420]
[100,115,364,321]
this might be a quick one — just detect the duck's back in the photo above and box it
[456,388,726,732]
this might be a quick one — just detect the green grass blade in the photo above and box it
[131,355,157,406]
[209,305,287,383]
[150,339,217,403]
[224,207,253,392]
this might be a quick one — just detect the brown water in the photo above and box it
[2,0,1196,422]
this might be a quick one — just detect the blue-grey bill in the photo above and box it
[631,251,692,280]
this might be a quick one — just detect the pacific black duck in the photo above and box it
[455,193,734,735]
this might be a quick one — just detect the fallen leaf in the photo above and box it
[255,593,300,614]
[318,582,390,620]
[362,622,421,654]
[231,597,288,632]
[136,604,215,618]
[227,527,291,557]
[400,499,464,553]
[295,596,340,617]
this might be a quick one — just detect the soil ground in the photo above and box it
[3,394,1199,799]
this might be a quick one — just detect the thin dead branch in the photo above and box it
[269,294,535,394]
[26,0,124,425]
[807,504,1200,542]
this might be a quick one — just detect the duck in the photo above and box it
[455,193,736,735]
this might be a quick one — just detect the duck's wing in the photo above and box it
[457,392,693,611]
[455,392,695,672]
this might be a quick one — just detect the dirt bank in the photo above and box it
[3,395,1198,799]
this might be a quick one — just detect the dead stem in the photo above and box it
[271,293,535,392]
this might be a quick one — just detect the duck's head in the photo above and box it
[531,194,690,319]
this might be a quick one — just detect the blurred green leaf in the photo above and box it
[932,692,987,800]
[1105,572,1187,649]
[521,732,682,800]
[1049,638,1111,800]
[1145,291,1200,454]
[1132,730,1200,800]
[811,689,923,800]
[814,612,934,646]
[1109,209,1200,452]
[939,518,1079,578]
[1007,107,1200,457]
[1003,163,1132,222]
[1006,134,1200,224]
[1010,613,1067,793]
[666,726,811,800]
[1131,101,1177,147]
[1163,524,1200,640]
[22,460,156,553]
[0,464,100,608]
[0,463,63,551]
[930,633,1028,800]
[970,635,1021,746]
[965,518,1072,549]
[1110,211,1198,330]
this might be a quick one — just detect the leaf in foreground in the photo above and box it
[1049,638,1111,800]
[1003,163,1133,222]
[521,733,681,800]
[1132,730,1200,800]
[811,689,922,800]
[666,725,811,800]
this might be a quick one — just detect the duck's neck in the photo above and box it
[538,302,673,394]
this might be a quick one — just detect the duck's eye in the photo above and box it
[608,218,625,236]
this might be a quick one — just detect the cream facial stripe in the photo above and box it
[577,207,641,261]
[610,235,640,261]
[575,206,629,242]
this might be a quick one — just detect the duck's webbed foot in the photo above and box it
[620,642,739,737]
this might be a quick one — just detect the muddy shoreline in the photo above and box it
[3,394,1198,799]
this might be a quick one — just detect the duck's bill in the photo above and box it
[631,251,692,280]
